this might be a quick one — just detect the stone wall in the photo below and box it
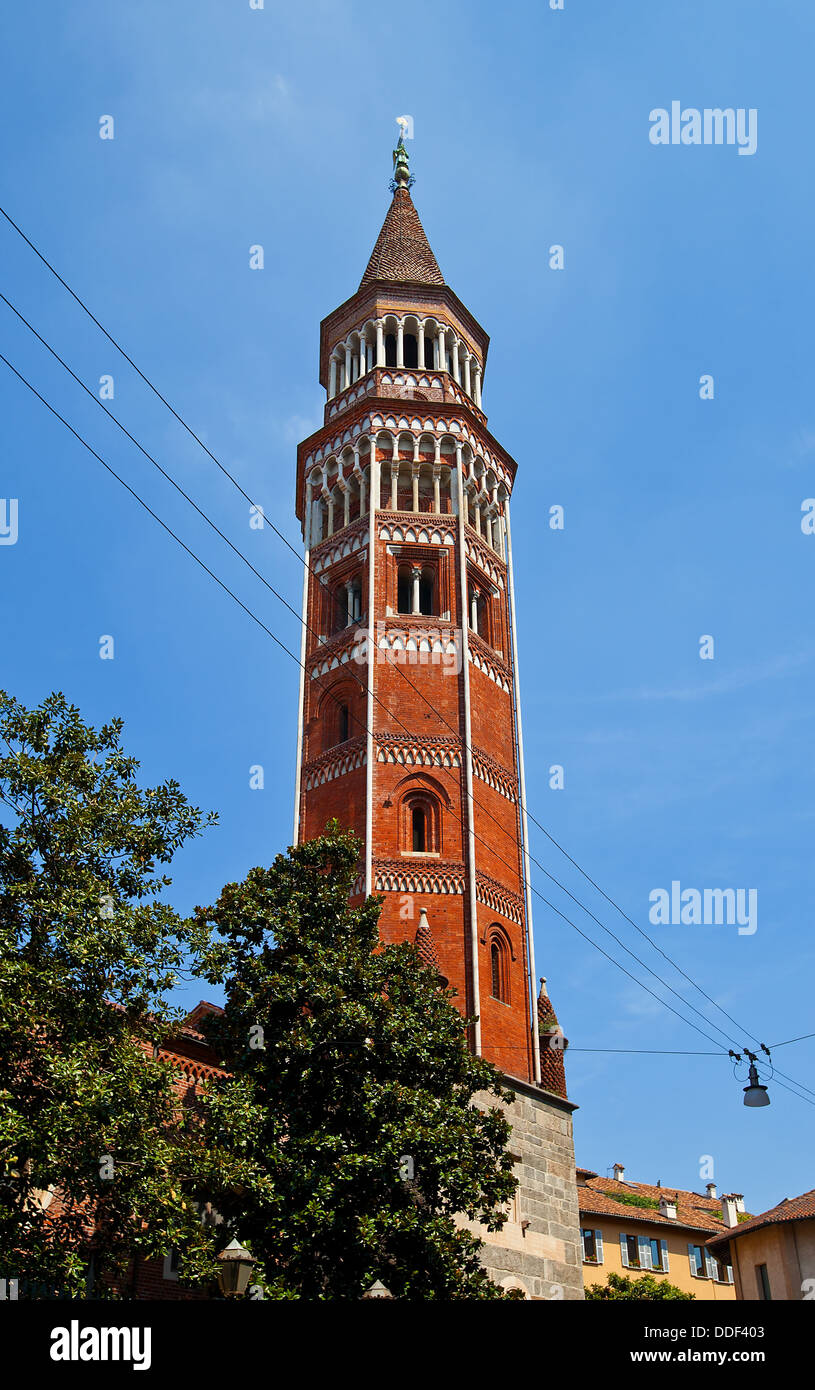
[462,1078,584,1300]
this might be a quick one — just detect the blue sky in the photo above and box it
[1,0,813,1217]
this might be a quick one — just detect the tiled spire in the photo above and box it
[359,139,445,289]
[538,977,569,1100]
[414,907,448,987]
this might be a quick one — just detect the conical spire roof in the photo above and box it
[413,908,447,986]
[359,186,445,290]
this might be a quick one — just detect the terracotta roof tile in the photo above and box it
[360,187,445,289]
[578,1174,734,1234]
[707,1188,815,1245]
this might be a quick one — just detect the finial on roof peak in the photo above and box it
[391,117,414,192]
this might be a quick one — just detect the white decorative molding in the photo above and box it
[376,738,462,770]
[311,525,368,574]
[472,749,517,802]
[378,520,455,546]
[374,861,466,895]
[467,645,511,693]
[303,743,367,790]
[465,532,506,588]
[476,874,524,926]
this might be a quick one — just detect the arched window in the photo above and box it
[403,333,418,368]
[338,704,349,744]
[491,943,502,998]
[385,333,397,368]
[487,928,510,1003]
[423,337,434,369]
[400,787,442,856]
[412,806,426,852]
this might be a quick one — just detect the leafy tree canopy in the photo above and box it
[198,823,520,1300]
[585,1270,695,1300]
[0,691,257,1296]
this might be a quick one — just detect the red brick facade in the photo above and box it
[293,154,566,1096]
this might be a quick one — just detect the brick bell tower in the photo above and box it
[293,135,583,1297]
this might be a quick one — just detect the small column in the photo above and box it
[390,461,399,510]
[325,489,334,538]
[411,565,422,615]
[359,467,367,517]
[485,511,493,549]
[328,356,337,400]
[474,498,482,536]
[417,320,425,370]
[343,483,350,530]
[463,354,472,397]
[470,587,479,633]
[473,364,482,408]
[344,343,352,388]
[366,338,373,372]
[412,465,420,513]
[437,326,446,373]
[452,337,461,385]
[375,321,385,367]
[432,466,441,515]
[397,322,404,368]
[357,336,366,379]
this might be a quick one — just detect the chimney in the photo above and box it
[612,1162,625,1182]
[721,1194,739,1228]
[659,1194,677,1220]
[733,1194,745,1214]
[706,1183,717,1200]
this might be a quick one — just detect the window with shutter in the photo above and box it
[595,1231,604,1265]
[660,1239,670,1273]
[638,1236,652,1270]
[620,1233,629,1267]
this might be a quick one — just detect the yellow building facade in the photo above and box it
[578,1166,739,1300]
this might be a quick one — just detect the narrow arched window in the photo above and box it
[385,333,397,368]
[338,705,349,744]
[412,806,426,852]
[491,943,502,999]
[419,566,435,616]
[397,565,411,614]
[403,333,418,368]
[423,338,434,369]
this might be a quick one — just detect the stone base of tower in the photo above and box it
[460,1077,585,1300]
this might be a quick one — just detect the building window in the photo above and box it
[712,1253,732,1284]
[403,333,418,368]
[756,1263,771,1300]
[337,704,349,744]
[624,1234,641,1268]
[486,928,510,1004]
[424,338,434,369]
[400,788,441,856]
[649,1238,667,1272]
[397,562,436,616]
[582,1229,603,1264]
[688,1244,709,1278]
[385,333,397,368]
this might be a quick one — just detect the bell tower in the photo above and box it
[293,133,557,1084]
[293,135,584,1297]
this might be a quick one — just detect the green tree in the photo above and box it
[198,823,519,1300]
[585,1270,695,1300]
[0,691,261,1297]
